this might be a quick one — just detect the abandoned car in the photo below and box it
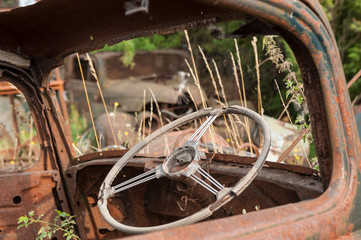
[0,0,360,239]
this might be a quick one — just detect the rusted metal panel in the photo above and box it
[0,62,74,239]
[0,171,64,239]
[67,156,322,239]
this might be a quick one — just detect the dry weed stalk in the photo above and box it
[187,87,199,111]
[234,39,247,109]
[142,90,146,139]
[185,31,218,153]
[72,143,83,156]
[198,46,232,153]
[212,60,228,105]
[251,37,263,116]
[85,53,119,149]
[185,31,200,84]
[229,51,253,154]
[211,59,239,151]
[278,96,294,121]
[186,87,200,134]
[148,88,169,155]
[76,53,100,150]
[234,39,254,154]
[230,52,244,107]
[145,97,154,154]
[184,31,207,109]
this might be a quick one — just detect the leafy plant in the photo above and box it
[17,210,80,240]
[263,36,311,138]
[262,36,318,168]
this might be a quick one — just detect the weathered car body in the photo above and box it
[0,0,360,240]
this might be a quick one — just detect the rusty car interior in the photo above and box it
[0,0,360,239]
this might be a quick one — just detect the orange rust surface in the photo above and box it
[0,80,64,95]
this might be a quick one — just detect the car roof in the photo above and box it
[0,0,244,59]
[0,0,330,61]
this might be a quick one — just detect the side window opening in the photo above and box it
[0,81,40,171]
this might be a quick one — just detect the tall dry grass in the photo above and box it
[76,53,100,150]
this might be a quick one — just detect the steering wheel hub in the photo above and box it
[162,145,199,178]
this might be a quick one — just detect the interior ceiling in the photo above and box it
[0,0,242,60]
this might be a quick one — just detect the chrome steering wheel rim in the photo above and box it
[98,105,271,234]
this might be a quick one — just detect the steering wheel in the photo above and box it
[98,106,271,234]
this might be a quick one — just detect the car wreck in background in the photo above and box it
[64,50,205,152]
[64,50,203,117]
[0,0,360,239]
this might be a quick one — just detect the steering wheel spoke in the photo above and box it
[197,167,224,191]
[190,173,219,196]
[113,165,164,194]
[187,114,218,142]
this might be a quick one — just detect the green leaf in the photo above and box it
[36,229,47,240]
[37,226,45,235]
[262,37,267,50]
[18,216,27,224]
[297,95,303,104]
[61,222,68,228]
[285,90,291,99]
[17,224,24,230]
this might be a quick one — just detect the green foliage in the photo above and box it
[95,21,245,69]
[95,32,185,67]
[320,0,361,99]
[18,210,80,240]
[263,36,308,120]
[308,143,319,170]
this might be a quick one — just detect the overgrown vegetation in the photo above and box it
[18,210,80,240]
[73,29,315,168]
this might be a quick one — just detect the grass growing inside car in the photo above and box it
[68,32,318,169]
